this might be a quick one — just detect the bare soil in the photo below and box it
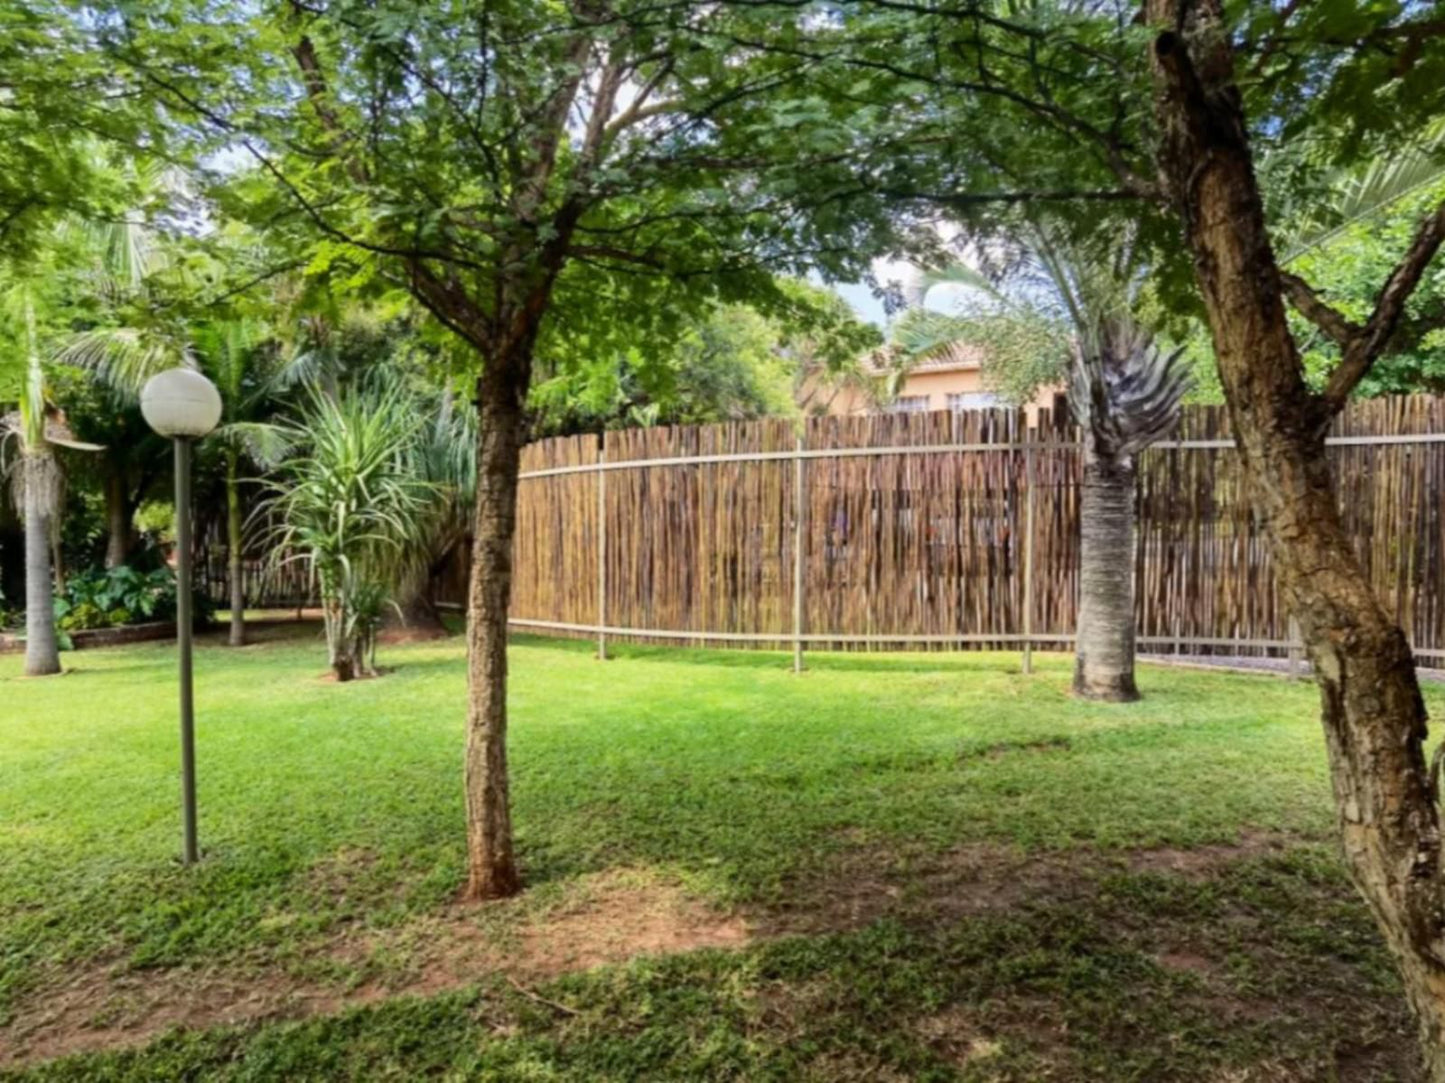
[0,869,745,1068]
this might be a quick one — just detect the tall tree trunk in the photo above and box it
[1146,3,1445,1074]
[463,363,526,901]
[23,473,60,677]
[226,457,245,647]
[104,471,132,569]
[1074,454,1139,700]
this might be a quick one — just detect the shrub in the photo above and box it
[52,565,214,631]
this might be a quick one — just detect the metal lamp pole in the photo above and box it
[141,369,222,866]
[174,436,198,864]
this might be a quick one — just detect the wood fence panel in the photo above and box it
[600,419,797,646]
[218,393,1445,661]
[510,434,601,641]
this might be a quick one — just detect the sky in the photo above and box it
[831,251,982,329]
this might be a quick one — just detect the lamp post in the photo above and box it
[141,368,222,865]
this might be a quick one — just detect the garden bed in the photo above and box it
[0,621,177,655]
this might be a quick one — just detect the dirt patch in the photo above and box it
[0,869,747,1070]
[0,836,1377,1075]
[1155,950,1217,976]
[757,831,1304,937]
[1126,829,1294,879]
[913,1006,1012,1064]
[376,626,451,645]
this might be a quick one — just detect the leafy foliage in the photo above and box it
[51,564,209,630]
[891,304,1069,407]
[261,380,439,679]
[1070,321,1190,461]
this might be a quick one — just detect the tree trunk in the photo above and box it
[226,458,245,647]
[23,476,60,677]
[50,529,65,600]
[104,471,132,569]
[1146,3,1445,1074]
[1074,454,1139,701]
[463,365,526,901]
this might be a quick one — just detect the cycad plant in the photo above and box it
[262,379,435,681]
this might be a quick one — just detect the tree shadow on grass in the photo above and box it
[4,838,1419,1082]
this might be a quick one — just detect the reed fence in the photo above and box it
[498,395,1445,665]
[195,515,314,611]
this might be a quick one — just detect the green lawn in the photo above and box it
[1,627,1436,1080]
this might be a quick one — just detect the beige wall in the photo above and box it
[804,365,1060,424]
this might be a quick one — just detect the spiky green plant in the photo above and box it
[261,378,437,681]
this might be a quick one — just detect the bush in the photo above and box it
[52,565,214,631]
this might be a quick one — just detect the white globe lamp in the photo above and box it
[141,368,222,439]
[140,367,222,866]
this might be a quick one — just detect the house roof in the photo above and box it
[863,341,987,376]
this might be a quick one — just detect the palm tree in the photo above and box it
[63,318,291,646]
[1,289,100,675]
[902,220,1188,700]
[1069,320,1188,700]
[196,321,293,646]
[261,379,436,681]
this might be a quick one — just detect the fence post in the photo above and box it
[793,434,806,673]
[1022,439,1035,675]
[1288,614,1303,679]
[597,443,607,661]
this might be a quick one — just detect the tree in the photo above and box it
[889,301,1067,408]
[48,368,170,571]
[0,288,100,676]
[0,7,144,264]
[1143,3,1445,1069]
[105,0,901,899]
[1069,320,1187,700]
[386,384,476,639]
[898,228,1188,699]
[791,0,1445,1068]
[530,281,878,433]
[196,320,294,646]
[65,315,294,648]
[1281,180,1445,398]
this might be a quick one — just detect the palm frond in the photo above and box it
[59,327,191,397]
[1070,319,1192,459]
[1280,118,1445,264]
[214,420,294,469]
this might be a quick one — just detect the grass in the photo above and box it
[1,626,1438,1080]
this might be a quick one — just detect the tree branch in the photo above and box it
[1316,199,1445,413]
[879,186,1150,207]
[1279,272,1361,347]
